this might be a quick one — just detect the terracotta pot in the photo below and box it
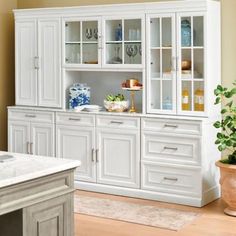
[216,161,236,216]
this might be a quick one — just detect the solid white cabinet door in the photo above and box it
[15,20,37,106]
[38,18,61,108]
[8,121,30,154]
[31,123,55,157]
[56,125,96,182]
[96,128,140,188]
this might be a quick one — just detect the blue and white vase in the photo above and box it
[181,19,191,47]
[69,83,90,109]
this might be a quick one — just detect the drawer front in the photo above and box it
[8,109,54,123]
[142,162,201,197]
[56,112,95,126]
[142,118,202,135]
[96,115,140,130]
[142,132,201,165]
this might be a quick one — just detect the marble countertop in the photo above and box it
[0,151,80,189]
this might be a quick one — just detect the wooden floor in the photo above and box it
[74,190,236,236]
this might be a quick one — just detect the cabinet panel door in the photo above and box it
[15,20,37,106]
[23,194,73,236]
[38,18,61,108]
[97,128,140,188]
[56,125,96,182]
[31,123,55,157]
[8,121,30,154]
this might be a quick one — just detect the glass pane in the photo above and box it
[124,43,141,64]
[181,17,192,47]
[194,49,204,79]
[162,49,172,78]
[151,80,161,109]
[162,80,173,110]
[65,22,80,42]
[82,44,98,64]
[193,16,204,47]
[194,81,204,112]
[150,18,160,47]
[151,49,160,78]
[162,18,172,47]
[124,19,141,41]
[106,20,122,41]
[181,49,192,79]
[182,81,192,111]
[106,43,122,64]
[82,21,98,42]
[65,44,80,63]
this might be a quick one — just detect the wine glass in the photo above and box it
[93,28,98,40]
[126,45,138,64]
[85,28,93,40]
[126,45,133,63]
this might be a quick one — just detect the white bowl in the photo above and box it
[104,100,129,112]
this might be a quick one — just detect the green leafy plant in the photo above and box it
[214,81,236,164]
[105,94,125,102]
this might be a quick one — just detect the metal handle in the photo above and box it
[110,121,124,125]
[163,146,178,151]
[27,142,30,154]
[176,56,180,71]
[69,118,81,121]
[98,35,103,50]
[163,177,178,181]
[91,148,95,162]
[164,124,178,128]
[30,142,33,155]
[25,114,36,118]
[34,56,39,69]
[96,149,99,163]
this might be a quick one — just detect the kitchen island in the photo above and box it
[0,151,80,236]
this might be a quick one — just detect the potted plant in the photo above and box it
[214,82,236,216]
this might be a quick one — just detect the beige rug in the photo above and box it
[74,195,200,231]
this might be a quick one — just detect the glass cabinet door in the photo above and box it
[64,18,101,66]
[103,17,143,67]
[147,14,176,114]
[178,14,205,114]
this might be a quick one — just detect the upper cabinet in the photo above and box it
[62,15,145,69]
[15,18,62,108]
[146,12,208,116]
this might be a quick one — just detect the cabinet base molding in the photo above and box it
[75,181,220,207]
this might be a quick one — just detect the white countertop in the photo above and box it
[0,151,80,189]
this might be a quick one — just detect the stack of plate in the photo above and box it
[83,105,103,112]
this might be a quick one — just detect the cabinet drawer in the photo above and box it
[8,109,54,123]
[142,132,201,165]
[142,161,201,197]
[96,115,140,130]
[142,118,202,135]
[56,112,95,126]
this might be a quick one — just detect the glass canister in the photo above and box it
[69,83,90,109]
[181,19,191,47]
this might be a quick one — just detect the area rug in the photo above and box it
[74,195,200,231]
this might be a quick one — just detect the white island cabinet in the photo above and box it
[9,0,221,207]
[0,151,80,236]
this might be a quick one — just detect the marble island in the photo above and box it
[0,151,80,236]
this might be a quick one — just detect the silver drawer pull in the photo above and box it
[91,148,95,162]
[163,146,178,151]
[164,124,178,128]
[25,114,36,118]
[163,177,178,181]
[110,121,124,125]
[69,118,81,121]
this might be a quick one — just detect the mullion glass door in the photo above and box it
[178,14,205,114]
[147,14,176,114]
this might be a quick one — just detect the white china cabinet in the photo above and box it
[9,0,221,207]
[15,18,62,108]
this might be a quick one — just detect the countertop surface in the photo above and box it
[0,151,80,189]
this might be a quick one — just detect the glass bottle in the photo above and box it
[181,19,191,47]
[115,24,122,41]
[182,87,190,111]
[194,88,204,111]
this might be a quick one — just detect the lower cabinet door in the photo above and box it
[31,123,55,157]
[96,128,140,188]
[8,120,30,154]
[23,193,73,236]
[56,125,96,182]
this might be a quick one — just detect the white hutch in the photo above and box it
[8,0,221,207]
